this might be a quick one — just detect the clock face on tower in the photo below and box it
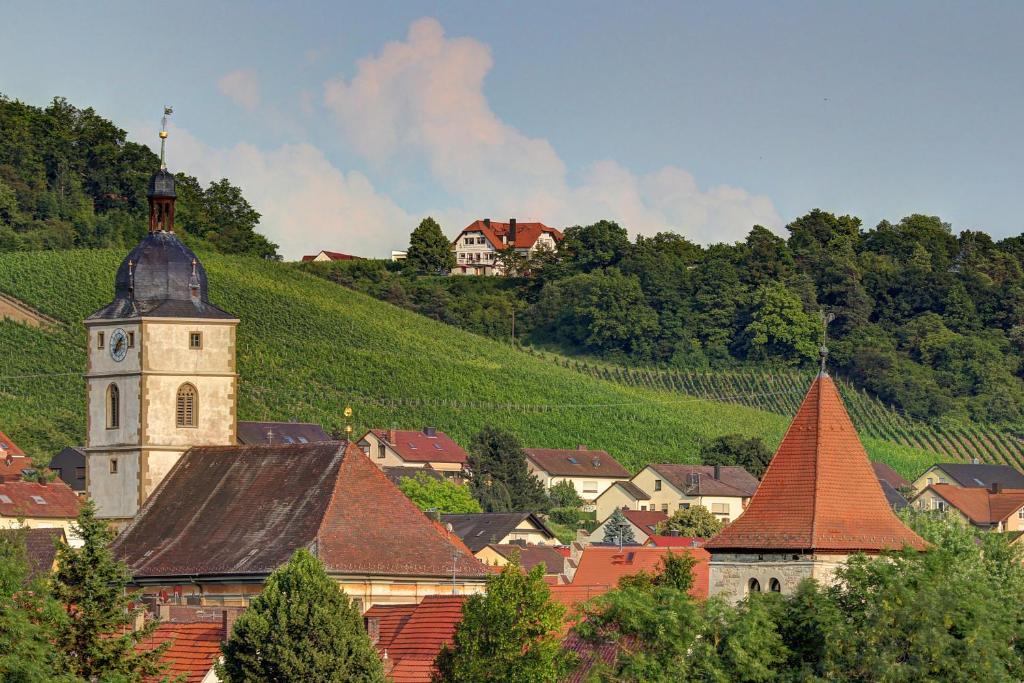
[110,328,128,362]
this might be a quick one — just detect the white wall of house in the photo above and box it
[588,516,652,545]
[630,467,748,523]
[594,486,645,521]
[526,462,626,506]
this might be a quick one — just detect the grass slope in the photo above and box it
[0,249,934,477]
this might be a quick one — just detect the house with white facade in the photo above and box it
[451,218,563,276]
[524,446,630,507]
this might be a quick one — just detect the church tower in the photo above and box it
[83,110,239,524]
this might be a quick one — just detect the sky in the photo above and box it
[2,1,1022,259]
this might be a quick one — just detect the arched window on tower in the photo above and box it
[106,384,120,429]
[769,578,782,593]
[748,578,761,594]
[176,383,197,428]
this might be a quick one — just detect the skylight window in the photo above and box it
[283,436,294,444]
[0,495,11,504]
[974,478,985,486]
[30,495,46,505]
[408,442,417,449]
[298,437,308,443]
[567,457,578,464]
[0,442,8,450]
[433,443,443,450]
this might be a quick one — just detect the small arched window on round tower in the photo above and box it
[748,578,761,594]
[176,383,197,428]
[106,384,120,429]
[769,578,782,593]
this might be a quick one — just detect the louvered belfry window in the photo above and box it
[107,384,120,429]
[176,383,197,428]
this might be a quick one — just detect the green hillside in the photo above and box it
[0,249,936,477]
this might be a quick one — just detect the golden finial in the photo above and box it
[159,106,173,169]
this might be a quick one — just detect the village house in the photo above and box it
[474,543,568,579]
[911,462,1024,493]
[594,463,758,523]
[300,250,361,262]
[0,479,82,546]
[358,427,468,474]
[703,369,927,602]
[441,512,558,553]
[111,441,490,610]
[588,509,667,546]
[364,595,466,682]
[524,446,630,507]
[451,218,563,276]
[911,483,1024,531]
[48,447,87,493]
[135,617,227,683]
[0,527,65,577]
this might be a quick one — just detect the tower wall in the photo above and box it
[708,552,851,603]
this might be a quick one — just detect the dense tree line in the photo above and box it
[311,212,1024,425]
[0,95,278,257]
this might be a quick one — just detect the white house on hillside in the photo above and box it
[451,218,563,276]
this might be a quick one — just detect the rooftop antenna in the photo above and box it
[159,106,173,170]
[818,309,836,376]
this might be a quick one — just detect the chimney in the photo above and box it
[992,482,1002,494]
[509,218,517,243]
[424,426,437,437]
[222,609,240,641]
[387,427,396,443]
[577,444,587,451]
[483,218,490,228]
[714,464,721,480]
[158,603,171,621]
[132,609,146,632]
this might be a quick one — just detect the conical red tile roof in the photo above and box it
[704,374,926,553]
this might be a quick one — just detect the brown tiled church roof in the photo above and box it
[704,374,927,553]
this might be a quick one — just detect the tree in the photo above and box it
[740,282,819,364]
[701,434,773,479]
[655,505,724,538]
[548,480,583,509]
[399,472,482,514]
[218,549,384,682]
[467,428,550,513]
[602,508,636,545]
[405,217,455,274]
[50,500,169,681]
[557,220,631,273]
[433,554,573,682]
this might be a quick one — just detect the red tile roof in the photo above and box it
[569,547,710,600]
[136,621,224,683]
[0,454,33,482]
[0,527,64,576]
[646,464,759,497]
[386,595,466,682]
[0,480,81,519]
[619,509,667,534]
[455,220,564,252]
[646,535,704,548]
[872,461,910,489]
[484,544,566,574]
[524,448,630,478]
[301,250,361,261]
[0,432,24,457]
[368,429,468,465]
[704,374,927,553]
[112,442,489,580]
[364,603,417,654]
[923,484,1024,526]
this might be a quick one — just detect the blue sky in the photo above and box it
[2,1,1022,258]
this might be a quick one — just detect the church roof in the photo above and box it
[86,232,235,321]
[111,442,489,580]
[704,374,927,553]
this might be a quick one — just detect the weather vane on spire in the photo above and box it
[159,106,173,169]
[819,309,836,375]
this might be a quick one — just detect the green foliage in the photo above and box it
[0,94,276,257]
[741,282,819,364]
[406,216,456,275]
[601,508,636,545]
[398,472,482,514]
[548,480,583,508]
[218,549,384,682]
[467,428,551,513]
[655,505,724,538]
[701,433,772,479]
[51,500,169,681]
[433,554,573,683]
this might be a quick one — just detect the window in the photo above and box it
[939,477,947,484]
[712,502,730,516]
[189,332,202,350]
[106,384,120,429]
[30,495,46,505]
[298,436,308,444]
[748,578,761,593]
[927,477,934,485]
[97,331,105,349]
[377,444,386,459]
[0,494,11,504]
[661,503,669,512]
[109,458,118,474]
[283,435,294,444]
[583,481,598,494]
[936,500,947,512]
[654,479,662,491]
[127,331,135,348]
[640,505,647,511]
[769,578,782,593]
[1018,507,1024,520]
[176,383,197,428]
[678,502,689,510]
[75,467,85,480]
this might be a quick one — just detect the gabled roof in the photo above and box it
[646,464,759,498]
[0,454,33,483]
[646,534,703,548]
[455,220,564,252]
[135,621,224,683]
[112,442,489,580]
[485,544,566,574]
[0,527,64,577]
[441,512,556,553]
[928,463,1024,489]
[705,374,927,553]
[365,429,468,465]
[0,432,24,457]
[0,480,81,519]
[49,447,86,492]
[872,461,910,489]
[236,421,333,446]
[619,509,667,534]
[524,448,630,479]
[603,481,650,501]
[386,595,466,682]
[301,250,361,262]
[921,484,1024,526]
[363,603,417,655]
[879,479,909,510]
[569,547,710,599]
[382,465,445,486]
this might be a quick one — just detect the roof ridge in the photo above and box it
[810,375,823,546]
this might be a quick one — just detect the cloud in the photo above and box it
[218,70,261,111]
[324,17,781,243]
[139,124,413,260]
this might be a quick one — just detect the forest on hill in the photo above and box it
[0,95,277,258]
[312,213,1024,427]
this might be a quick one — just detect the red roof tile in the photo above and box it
[646,464,759,497]
[923,484,1024,526]
[0,480,81,519]
[364,603,417,654]
[136,621,224,683]
[0,432,24,457]
[455,220,563,252]
[368,429,468,465]
[386,595,466,682]
[646,535,704,548]
[704,374,927,553]
[301,250,361,261]
[0,454,33,482]
[525,448,630,478]
[569,546,710,600]
[484,544,566,574]
[619,509,667,533]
